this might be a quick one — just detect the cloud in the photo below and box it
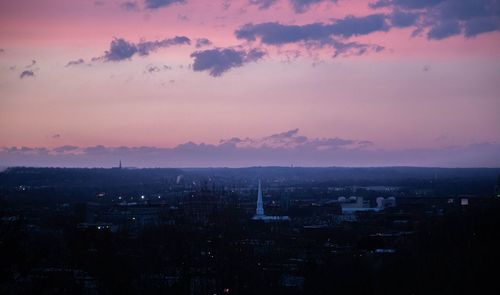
[389,10,420,28]
[144,0,185,10]
[236,22,332,44]
[136,36,191,54]
[144,64,172,74]
[329,40,385,57]
[270,128,299,138]
[289,0,338,14]
[97,36,191,62]
[83,145,109,155]
[195,38,212,48]
[1,147,49,156]
[190,47,265,77]
[358,140,374,147]
[262,129,357,149]
[25,60,36,68]
[236,15,389,43]
[232,1,498,61]
[65,58,86,67]
[369,0,444,10]
[369,0,500,39]
[145,65,161,73]
[464,16,499,37]
[103,38,137,61]
[249,0,278,10]
[2,130,499,167]
[235,17,387,57]
[52,134,61,139]
[53,145,79,154]
[329,14,389,38]
[20,70,35,79]
[427,20,461,39]
[249,0,340,14]
[120,1,140,11]
[217,128,361,150]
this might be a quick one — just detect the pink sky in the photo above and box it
[1,0,499,167]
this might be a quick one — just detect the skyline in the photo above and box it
[1,128,499,168]
[1,0,500,167]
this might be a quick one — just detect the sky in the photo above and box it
[0,0,499,167]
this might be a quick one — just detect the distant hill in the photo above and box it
[0,167,183,188]
[1,166,499,188]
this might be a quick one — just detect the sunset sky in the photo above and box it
[1,0,499,167]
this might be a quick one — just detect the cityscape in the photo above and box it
[1,0,500,294]
[1,167,499,294]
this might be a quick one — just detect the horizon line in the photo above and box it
[3,165,500,170]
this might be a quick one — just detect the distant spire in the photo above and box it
[256,180,264,216]
[119,160,122,169]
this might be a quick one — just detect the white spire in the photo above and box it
[252,179,290,222]
[256,179,264,216]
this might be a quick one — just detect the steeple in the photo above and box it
[252,180,290,222]
[256,180,264,216]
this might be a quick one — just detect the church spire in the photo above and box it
[256,180,264,216]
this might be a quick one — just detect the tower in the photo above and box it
[252,180,290,222]
[119,160,122,169]
[256,180,264,216]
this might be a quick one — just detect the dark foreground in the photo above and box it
[1,167,499,294]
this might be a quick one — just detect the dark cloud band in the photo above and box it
[2,129,499,167]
